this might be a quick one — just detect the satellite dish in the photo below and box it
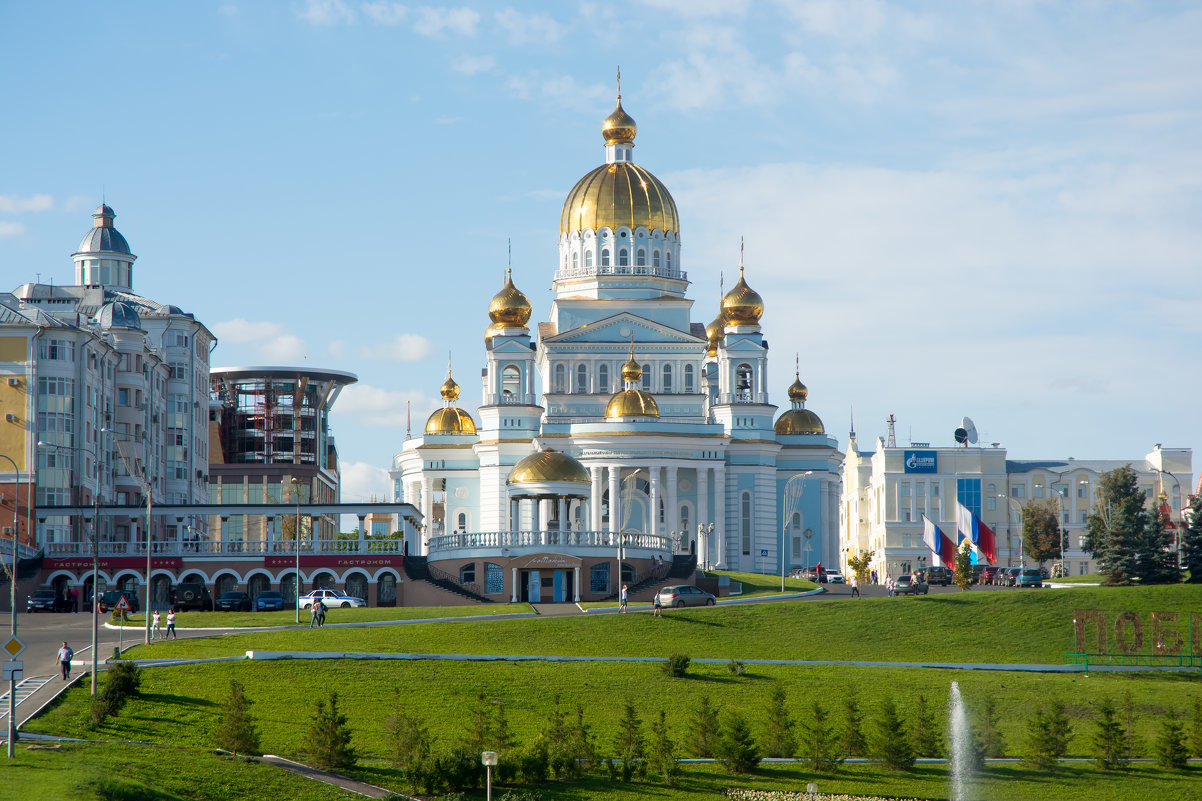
[961,416,979,444]
[954,427,968,445]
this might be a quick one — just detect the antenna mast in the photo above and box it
[886,414,897,448]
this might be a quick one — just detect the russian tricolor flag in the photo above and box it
[922,515,957,568]
[956,502,997,564]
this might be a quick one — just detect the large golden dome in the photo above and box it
[722,265,764,326]
[425,407,477,435]
[606,389,660,419]
[774,408,824,435]
[487,268,531,329]
[602,97,637,145]
[561,162,679,237]
[507,449,590,484]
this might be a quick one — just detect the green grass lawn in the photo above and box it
[704,569,819,598]
[1050,574,1104,584]
[111,602,534,629]
[119,584,1202,666]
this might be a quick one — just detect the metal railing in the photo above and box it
[426,529,674,554]
[43,536,404,558]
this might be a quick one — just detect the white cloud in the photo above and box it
[211,318,308,362]
[412,6,479,37]
[64,195,93,213]
[260,334,308,362]
[361,332,433,362]
[504,72,611,112]
[774,0,888,40]
[211,318,288,343]
[494,8,565,44]
[218,4,239,18]
[639,0,749,17]
[328,340,348,358]
[338,460,393,502]
[452,55,494,75]
[0,194,53,213]
[298,0,355,26]
[361,1,407,25]
[337,383,437,428]
[0,222,24,238]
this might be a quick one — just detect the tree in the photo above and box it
[385,690,432,791]
[305,691,357,771]
[213,679,261,757]
[1154,713,1189,769]
[1083,465,1146,585]
[1022,498,1062,565]
[1192,697,1202,758]
[715,711,760,774]
[1182,494,1202,583]
[869,697,914,771]
[762,682,796,758]
[690,695,721,758]
[954,539,973,591]
[1092,698,1129,770]
[847,549,875,585]
[975,696,1006,759]
[611,699,645,782]
[1022,699,1072,770]
[465,691,493,753]
[1135,499,1178,584]
[648,709,680,784]
[910,694,942,758]
[800,699,842,772]
[840,692,867,758]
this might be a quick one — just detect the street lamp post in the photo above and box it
[481,750,498,801]
[1,453,20,758]
[1151,467,1183,570]
[1000,495,1024,567]
[39,428,110,697]
[289,478,305,624]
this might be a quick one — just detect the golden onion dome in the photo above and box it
[425,407,477,435]
[621,355,642,382]
[507,449,590,484]
[705,312,724,356]
[605,389,660,419]
[440,373,461,401]
[602,97,637,144]
[560,164,679,237]
[774,408,825,436]
[488,268,531,328]
[787,376,808,403]
[722,265,764,326]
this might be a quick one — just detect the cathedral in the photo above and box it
[390,92,843,603]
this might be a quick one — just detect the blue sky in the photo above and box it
[3,1,1200,504]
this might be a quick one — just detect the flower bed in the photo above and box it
[726,791,933,801]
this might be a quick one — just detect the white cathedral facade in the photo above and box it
[390,94,843,604]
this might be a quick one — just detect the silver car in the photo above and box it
[655,585,717,608]
[299,589,367,609]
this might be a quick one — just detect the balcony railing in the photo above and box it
[554,264,687,282]
[426,529,674,554]
[43,537,404,559]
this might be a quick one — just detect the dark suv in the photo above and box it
[98,590,139,614]
[170,582,213,611]
[925,566,952,586]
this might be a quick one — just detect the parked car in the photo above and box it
[1016,568,1044,588]
[255,590,285,612]
[298,589,366,609]
[1004,567,1023,587]
[170,582,213,612]
[27,589,67,613]
[215,591,252,611]
[893,574,929,596]
[978,566,1000,584]
[655,585,717,608]
[98,590,139,614]
[925,566,952,586]
[825,571,845,584]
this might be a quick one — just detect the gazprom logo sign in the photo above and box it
[904,450,937,474]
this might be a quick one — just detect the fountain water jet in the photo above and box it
[948,681,972,801]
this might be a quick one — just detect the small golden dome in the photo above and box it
[774,408,824,435]
[787,376,808,403]
[507,449,590,484]
[602,97,637,145]
[722,265,763,326]
[705,313,724,356]
[425,407,477,435]
[605,389,660,419]
[488,268,531,328]
[440,373,461,401]
[621,355,642,382]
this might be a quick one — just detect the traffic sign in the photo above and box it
[114,595,131,612]
[2,660,22,681]
[2,636,23,658]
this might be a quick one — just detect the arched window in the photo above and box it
[636,248,646,266]
[584,250,593,267]
[684,363,695,393]
[601,249,610,267]
[618,248,629,266]
[572,252,578,269]
[641,364,652,391]
[554,364,566,393]
[576,363,587,394]
[741,492,752,555]
[502,365,520,398]
[457,512,467,532]
[680,504,690,537]
[736,364,754,401]
[666,251,672,270]
[598,363,610,393]
[662,364,673,392]
[652,250,661,268]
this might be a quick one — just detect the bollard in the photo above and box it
[112,646,121,660]
[806,783,818,793]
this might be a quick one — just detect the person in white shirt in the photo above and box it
[850,573,861,598]
[165,609,177,639]
[151,609,162,639]
[58,642,74,680]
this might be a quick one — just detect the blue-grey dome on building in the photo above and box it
[95,301,142,330]
[75,203,132,255]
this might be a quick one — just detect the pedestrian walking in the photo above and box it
[317,599,326,628]
[310,599,321,628]
[58,641,74,680]
[653,589,662,617]
[151,609,162,639]
[165,608,177,639]
[850,573,861,598]
[619,584,628,613]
